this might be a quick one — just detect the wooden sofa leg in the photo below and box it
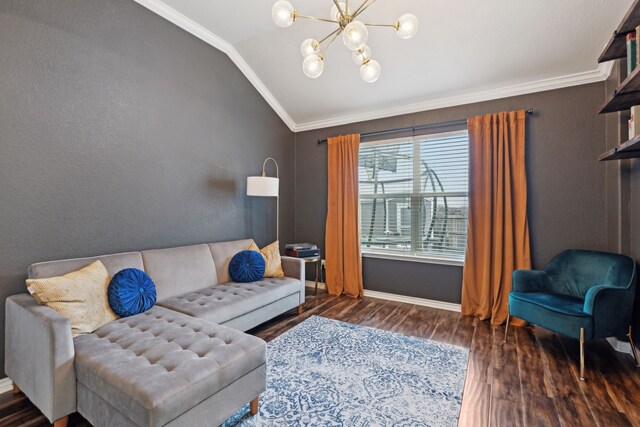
[53,416,68,427]
[12,383,20,394]
[250,396,259,415]
[297,305,303,315]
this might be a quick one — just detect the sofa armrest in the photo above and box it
[583,285,633,338]
[5,294,76,423]
[281,257,306,305]
[281,256,305,282]
[512,270,551,293]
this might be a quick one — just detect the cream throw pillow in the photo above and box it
[26,260,118,336]
[249,241,285,278]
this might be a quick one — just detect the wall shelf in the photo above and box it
[599,36,627,64]
[598,0,640,63]
[599,135,640,161]
[600,66,640,113]
[598,0,640,160]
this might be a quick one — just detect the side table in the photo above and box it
[300,255,322,296]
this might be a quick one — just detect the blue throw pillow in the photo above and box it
[229,250,265,283]
[108,268,157,317]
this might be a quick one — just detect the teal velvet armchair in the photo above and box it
[505,249,639,380]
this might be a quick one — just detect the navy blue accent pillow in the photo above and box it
[108,268,157,317]
[229,250,265,283]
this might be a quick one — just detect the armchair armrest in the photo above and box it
[5,294,76,423]
[512,270,551,293]
[280,256,306,304]
[583,285,633,339]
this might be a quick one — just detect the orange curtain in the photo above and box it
[325,134,364,298]
[461,110,531,325]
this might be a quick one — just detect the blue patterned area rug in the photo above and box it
[223,315,469,427]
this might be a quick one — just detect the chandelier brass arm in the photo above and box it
[271,0,418,82]
[332,0,347,19]
[319,28,341,45]
[320,28,344,56]
[294,14,339,25]
[364,23,398,29]
[351,0,379,19]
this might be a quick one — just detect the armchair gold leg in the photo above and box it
[503,311,510,344]
[627,326,640,367]
[579,327,585,381]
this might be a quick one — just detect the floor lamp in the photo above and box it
[247,158,280,242]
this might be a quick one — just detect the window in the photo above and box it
[359,130,469,263]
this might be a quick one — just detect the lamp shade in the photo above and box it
[247,176,279,197]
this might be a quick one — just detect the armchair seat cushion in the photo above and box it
[509,292,593,339]
[510,292,587,317]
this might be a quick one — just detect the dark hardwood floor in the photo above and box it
[2,289,640,426]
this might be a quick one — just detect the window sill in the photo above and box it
[362,251,464,267]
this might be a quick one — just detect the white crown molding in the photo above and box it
[305,281,461,312]
[133,0,297,132]
[0,377,13,394]
[134,0,613,134]
[294,61,614,132]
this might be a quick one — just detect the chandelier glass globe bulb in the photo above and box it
[360,59,381,83]
[300,39,320,57]
[352,45,372,65]
[395,13,418,39]
[302,54,325,79]
[330,2,347,21]
[272,0,295,28]
[342,21,368,51]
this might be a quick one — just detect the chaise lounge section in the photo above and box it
[5,239,305,426]
[74,306,266,427]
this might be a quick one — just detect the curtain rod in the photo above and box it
[316,108,535,144]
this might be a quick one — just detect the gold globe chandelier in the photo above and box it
[272,0,418,83]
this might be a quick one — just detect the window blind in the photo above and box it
[359,130,469,261]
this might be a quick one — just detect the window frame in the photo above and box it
[358,129,469,267]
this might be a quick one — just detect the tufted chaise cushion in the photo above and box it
[73,306,266,427]
[156,278,301,324]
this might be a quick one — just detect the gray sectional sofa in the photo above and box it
[5,239,305,427]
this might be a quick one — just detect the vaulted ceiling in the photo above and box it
[134,0,631,131]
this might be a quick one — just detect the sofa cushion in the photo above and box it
[229,250,265,283]
[73,306,266,427]
[157,278,302,325]
[108,268,157,317]
[28,252,144,280]
[141,244,218,300]
[26,260,118,336]
[209,239,254,284]
[249,241,285,278]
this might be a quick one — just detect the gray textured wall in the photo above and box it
[0,0,294,377]
[295,83,609,303]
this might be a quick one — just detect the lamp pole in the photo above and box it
[261,158,280,242]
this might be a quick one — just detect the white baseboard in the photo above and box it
[363,290,462,312]
[0,377,13,394]
[305,281,461,312]
[306,280,326,290]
